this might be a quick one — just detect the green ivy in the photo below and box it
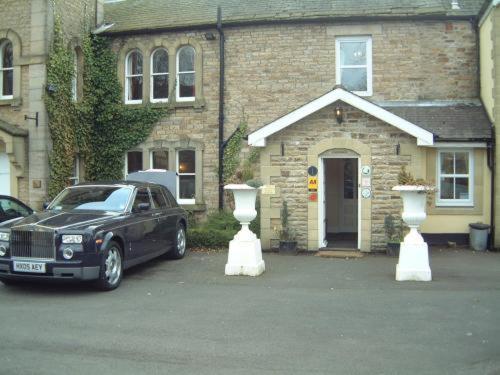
[45,18,80,198]
[223,121,248,183]
[45,19,166,197]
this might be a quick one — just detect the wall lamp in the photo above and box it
[335,106,343,124]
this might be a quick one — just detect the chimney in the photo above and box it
[96,0,104,26]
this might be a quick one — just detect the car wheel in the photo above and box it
[168,223,187,260]
[96,241,123,291]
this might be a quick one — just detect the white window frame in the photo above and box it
[335,36,372,96]
[150,48,169,103]
[125,50,143,105]
[436,149,474,207]
[176,149,195,205]
[149,149,169,170]
[176,46,195,102]
[0,40,14,100]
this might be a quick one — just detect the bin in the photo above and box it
[469,223,490,251]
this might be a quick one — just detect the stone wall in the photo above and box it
[108,19,477,215]
[224,20,478,138]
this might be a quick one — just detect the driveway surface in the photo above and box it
[0,248,499,375]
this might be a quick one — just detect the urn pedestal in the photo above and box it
[392,186,433,282]
[224,184,265,277]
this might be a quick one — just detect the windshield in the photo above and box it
[49,186,133,212]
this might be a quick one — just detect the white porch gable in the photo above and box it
[247,87,435,147]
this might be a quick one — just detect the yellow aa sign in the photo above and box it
[308,176,318,191]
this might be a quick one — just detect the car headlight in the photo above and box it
[62,235,83,244]
[0,232,10,242]
[0,245,7,256]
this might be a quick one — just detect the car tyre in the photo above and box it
[96,241,123,291]
[168,223,187,260]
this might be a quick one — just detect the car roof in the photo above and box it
[71,181,162,189]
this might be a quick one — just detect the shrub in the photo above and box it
[187,228,236,248]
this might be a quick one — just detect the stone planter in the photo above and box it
[223,184,265,276]
[392,185,433,281]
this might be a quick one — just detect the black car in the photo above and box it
[0,182,187,290]
[0,195,33,223]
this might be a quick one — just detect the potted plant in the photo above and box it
[277,201,297,254]
[392,166,434,281]
[384,214,403,256]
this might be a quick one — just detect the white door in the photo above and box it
[0,153,10,195]
[339,159,358,232]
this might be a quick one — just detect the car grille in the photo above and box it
[10,229,55,260]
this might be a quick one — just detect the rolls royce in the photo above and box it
[0,182,187,290]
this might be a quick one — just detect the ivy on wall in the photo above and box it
[45,19,165,197]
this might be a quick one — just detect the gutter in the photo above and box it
[216,6,225,210]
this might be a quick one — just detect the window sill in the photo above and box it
[124,98,205,110]
[180,203,206,212]
[0,97,21,107]
[428,204,480,216]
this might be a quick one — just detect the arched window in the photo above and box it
[176,45,195,101]
[150,48,168,102]
[125,50,143,103]
[0,40,13,99]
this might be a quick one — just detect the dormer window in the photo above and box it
[125,50,143,104]
[150,48,169,103]
[176,46,195,101]
[0,40,13,99]
[336,36,372,96]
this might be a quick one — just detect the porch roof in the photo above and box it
[247,87,436,147]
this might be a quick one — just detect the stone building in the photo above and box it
[0,0,96,208]
[1,0,494,252]
[102,0,492,251]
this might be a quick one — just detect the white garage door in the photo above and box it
[0,153,10,195]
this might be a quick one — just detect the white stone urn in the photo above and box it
[392,185,434,281]
[223,184,265,276]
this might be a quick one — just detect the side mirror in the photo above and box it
[43,202,51,210]
[137,203,150,211]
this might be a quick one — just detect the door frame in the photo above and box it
[318,154,360,249]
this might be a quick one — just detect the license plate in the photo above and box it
[13,261,46,274]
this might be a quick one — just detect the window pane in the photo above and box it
[3,70,12,96]
[2,42,12,68]
[153,49,168,73]
[341,68,367,92]
[179,175,195,199]
[340,41,366,65]
[150,187,167,208]
[440,153,454,174]
[455,153,469,174]
[440,177,454,199]
[153,74,168,99]
[128,76,143,100]
[178,150,195,173]
[127,151,143,174]
[179,72,195,97]
[133,188,150,211]
[178,46,195,72]
[456,178,469,200]
[152,150,168,169]
[127,51,143,75]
